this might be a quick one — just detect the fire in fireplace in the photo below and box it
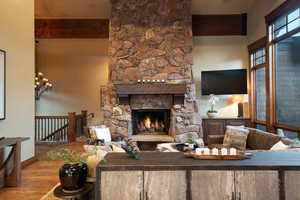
[132,109,170,135]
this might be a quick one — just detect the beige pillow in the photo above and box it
[223,126,249,150]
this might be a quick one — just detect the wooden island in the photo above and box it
[96,152,300,200]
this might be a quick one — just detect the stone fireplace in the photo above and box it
[102,0,203,143]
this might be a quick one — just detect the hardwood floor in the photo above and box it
[0,141,85,200]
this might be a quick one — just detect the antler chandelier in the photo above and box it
[35,72,53,100]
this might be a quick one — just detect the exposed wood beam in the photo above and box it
[35,19,109,38]
[35,14,247,39]
[192,13,247,36]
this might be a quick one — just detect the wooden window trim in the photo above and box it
[266,0,300,136]
[248,37,268,126]
[265,0,300,24]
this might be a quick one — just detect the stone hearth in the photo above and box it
[102,0,203,142]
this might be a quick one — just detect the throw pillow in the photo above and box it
[270,141,290,151]
[223,126,249,150]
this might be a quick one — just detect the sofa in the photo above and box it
[208,127,294,150]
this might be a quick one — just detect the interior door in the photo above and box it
[191,170,235,200]
[144,171,186,200]
[235,170,279,200]
[100,171,143,200]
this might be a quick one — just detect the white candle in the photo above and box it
[147,80,151,82]
[142,80,146,82]
[203,148,210,155]
[195,148,202,155]
[152,80,156,82]
[221,148,228,155]
[137,80,141,82]
[212,148,218,155]
[230,148,237,155]
[156,80,160,82]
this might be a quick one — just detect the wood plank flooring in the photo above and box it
[0,141,85,200]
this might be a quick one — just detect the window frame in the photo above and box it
[266,0,300,138]
[248,37,269,128]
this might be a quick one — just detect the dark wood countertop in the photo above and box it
[97,152,300,171]
[202,117,251,120]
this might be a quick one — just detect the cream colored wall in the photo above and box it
[36,39,109,125]
[0,0,35,160]
[247,0,286,44]
[193,36,249,118]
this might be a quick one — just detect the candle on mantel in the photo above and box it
[212,148,218,155]
[230,148,237,155]
[137,80,141,83]
[142,80,146,82]
[147,80,151,82]
[156,80,160,82]
[203,148,210,155]
[221,148,228,155]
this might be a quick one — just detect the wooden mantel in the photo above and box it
[115,83,186,105]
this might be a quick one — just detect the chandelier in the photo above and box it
[35,72,53,100]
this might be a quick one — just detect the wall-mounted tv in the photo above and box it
[201,69,247,95]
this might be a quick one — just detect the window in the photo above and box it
[269,8,300,40]
[267,3,300,137]
[249,43,268,125]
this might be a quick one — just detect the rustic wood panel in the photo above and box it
[235,170,279,200]
[35,14,248,38]
[144,171,186,200]
[191,170,234,200]
[35,19,109,38]
[100,171,143,200]
[192,14,247,36]
[284,171,300,200]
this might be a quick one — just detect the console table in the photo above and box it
[0,137,29,188]
[96,152,300,200]
[202,117,251,145]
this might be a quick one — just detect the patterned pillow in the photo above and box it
[223,126,250,150]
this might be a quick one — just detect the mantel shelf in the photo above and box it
[115,83,187,95]
[115,83,187,105]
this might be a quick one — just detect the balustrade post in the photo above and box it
[68,112,76,143]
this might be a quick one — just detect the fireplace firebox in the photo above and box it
[132,109,170,135]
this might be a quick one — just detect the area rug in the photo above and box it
[40,183,62,200]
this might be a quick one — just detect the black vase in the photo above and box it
[59,162,88,191]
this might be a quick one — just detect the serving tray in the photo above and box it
[184,152,253,160]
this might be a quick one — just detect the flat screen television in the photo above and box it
[201,69,247,95]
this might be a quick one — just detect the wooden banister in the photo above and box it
[68,112,76,143]
[35,110,93,144]
[41,124,68,141]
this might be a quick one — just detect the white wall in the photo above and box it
[0,0,35,160]
[36,39,109,125]
[193,36,249,118]
[248,0,286,43]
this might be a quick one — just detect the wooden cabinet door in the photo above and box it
[285,171,300,200]
[144,171,186,200]
[191,170,235,200]
[235,171,279,200]
[100,171,143,200]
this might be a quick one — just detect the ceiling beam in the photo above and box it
[35,19,109,38]
[192,13,247,36]
[35,14,247,38]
